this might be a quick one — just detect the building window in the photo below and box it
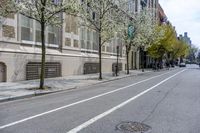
[71,16,78,34]
[107,46,111,53]
[35,22,41,42]
[80,28,86,49]
[2,25,15,38]
[87,41,91,49]
[128,0,134,13]
[48,33,56,44]
[21,15,33,41]
[52,0,60,5]
[87,29,90,41]
[36,30,41,42]
[65,15,78,34]
[48,25,59,45]
[102,45,105,52]
[151,0,154,8]
[74,40,79,48]
[93,31,98,50]
[65,38,71,46]
[6,14,15,19]
[65,15,71,33]
[80,28,85,40]
[141,0,147,10]
[81,40,85,49]
[135,0,138,12]
[155,0,157,8]
[92,12,96,20]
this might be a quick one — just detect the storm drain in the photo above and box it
[116,121,151,133]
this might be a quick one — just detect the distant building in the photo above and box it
[179,32,192,46]
[158,3,167,24]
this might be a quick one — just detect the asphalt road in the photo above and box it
[0,65,200,133]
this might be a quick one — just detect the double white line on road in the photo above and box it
[0,70,183,130]
[67,69,186,133]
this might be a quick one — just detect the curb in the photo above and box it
[0,86,77,103]
[0,70,159,103]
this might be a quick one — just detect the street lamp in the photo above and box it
[115,45,119,76]
[140,46,145,72]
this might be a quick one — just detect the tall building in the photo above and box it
[179,32,192,46]
[119,0,160,70]
[0,0,160,82]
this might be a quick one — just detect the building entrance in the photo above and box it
[0,63,6,82]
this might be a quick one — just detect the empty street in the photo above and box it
[0,66,200,133]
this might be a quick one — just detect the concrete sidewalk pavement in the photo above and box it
[0,70,153,102]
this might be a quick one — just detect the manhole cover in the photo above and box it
[116,121,151,133]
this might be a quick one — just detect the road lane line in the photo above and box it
[67,69,186,133]
[0,70,176,130]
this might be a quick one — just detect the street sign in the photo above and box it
[128,24,134,39]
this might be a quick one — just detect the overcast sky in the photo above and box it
[159,0,200,48]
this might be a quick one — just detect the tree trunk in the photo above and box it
[141,48,144,72]
[98,34,102,80]
[39,1,46,89]
[39,22,46,89]
[126,45,129,75]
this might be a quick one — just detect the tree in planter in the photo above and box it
[78,0,120,80]
[14,0,77,89]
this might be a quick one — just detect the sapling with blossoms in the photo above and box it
[14,0,77,89]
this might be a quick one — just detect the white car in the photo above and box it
[179,63,186,67]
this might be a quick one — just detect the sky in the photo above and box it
[159,0,200,48]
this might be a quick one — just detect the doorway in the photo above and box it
[0,62,6,82]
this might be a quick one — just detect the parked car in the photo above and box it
[179,62,186,67]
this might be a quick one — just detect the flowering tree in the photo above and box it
[14,0,77,89]
[118,9,158,74]
[186,45,198,63]
[78,0,120,80]
[147,24,189,66]
[147,24,174,62]
[169,40,189,62]
[0,0,16,24]
[197,50,200,63]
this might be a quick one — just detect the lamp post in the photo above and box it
[141,46,145,72]
[116,45,119,76]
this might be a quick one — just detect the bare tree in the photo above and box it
[14,0,77,89]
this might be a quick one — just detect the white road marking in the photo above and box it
[67,69,186,133]
[0,70,175,130]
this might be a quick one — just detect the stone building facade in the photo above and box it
[0,0,161,82]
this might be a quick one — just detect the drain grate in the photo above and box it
[116,121,151,133]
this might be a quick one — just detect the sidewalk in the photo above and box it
[0,70,153,102]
